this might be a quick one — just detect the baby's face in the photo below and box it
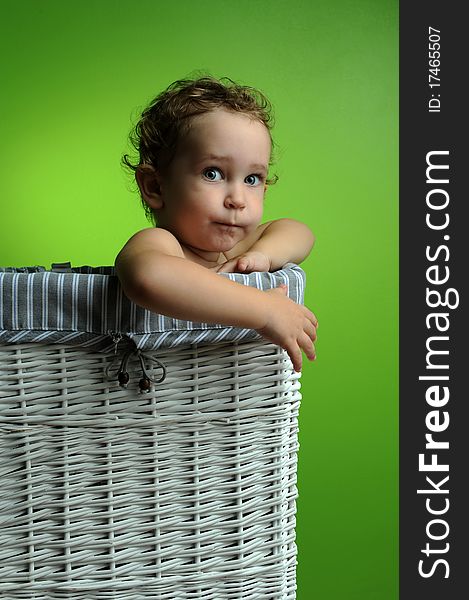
[155,108,271,260]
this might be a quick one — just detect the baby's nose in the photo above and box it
[224,185,246,209]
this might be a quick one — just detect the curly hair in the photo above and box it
[122,75,278,223]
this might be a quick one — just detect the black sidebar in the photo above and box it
[400,3,466,599]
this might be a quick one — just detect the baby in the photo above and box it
[115,76,317,371]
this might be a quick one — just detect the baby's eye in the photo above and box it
[245,174,262,186]
[203,167,223,181]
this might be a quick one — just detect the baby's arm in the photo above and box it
[218,218,315,273]
[115,228,317,372]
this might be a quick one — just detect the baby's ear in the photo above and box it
[136,165,163,209]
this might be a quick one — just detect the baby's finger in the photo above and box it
[237,257,251,272]
[303,306,318,328]
[304,319,317,342]
[286,342,302,373]
[299,332,316,361]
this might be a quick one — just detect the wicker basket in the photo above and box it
[0,265,304,599]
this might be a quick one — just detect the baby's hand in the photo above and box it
[215,251,271,273]
[257,285,318,372]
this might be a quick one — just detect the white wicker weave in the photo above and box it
[0,338,301,599]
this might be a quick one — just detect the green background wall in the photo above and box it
[0,1,398,597]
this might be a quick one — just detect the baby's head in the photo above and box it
[123,76,278,226]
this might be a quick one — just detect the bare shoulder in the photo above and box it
[116,228,185,263]
[115,228,185,287]
[114,228,189,305]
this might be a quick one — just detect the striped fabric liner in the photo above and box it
[0,263,305,352]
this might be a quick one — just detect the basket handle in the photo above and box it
[50,261,72,272]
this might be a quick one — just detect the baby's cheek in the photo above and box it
[249,203,263,222]
[255,199,264,221]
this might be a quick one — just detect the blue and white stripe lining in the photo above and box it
[0,263,306,352]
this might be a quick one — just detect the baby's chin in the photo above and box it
[183,224,251,254]
[210,225,247,246]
